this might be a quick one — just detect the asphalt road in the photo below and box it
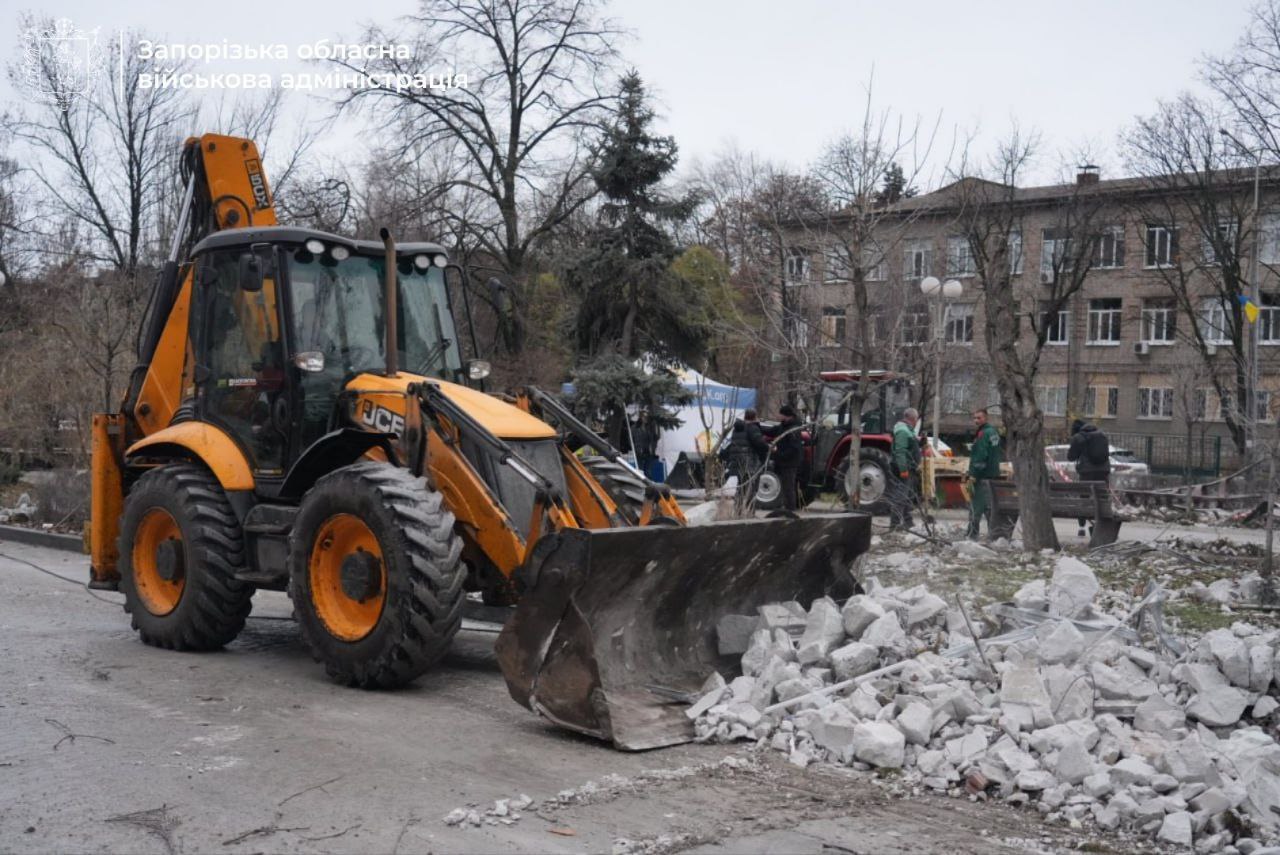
[0,540,1098,854]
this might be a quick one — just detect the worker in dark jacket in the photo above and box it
[766,404,805,511]
[726,408,770,513]
[965,408,1003,540]
[1067,418,1111,537]
[889,407,922,530]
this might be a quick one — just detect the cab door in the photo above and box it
[192,247,291,478]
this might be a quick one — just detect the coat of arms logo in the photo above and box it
[20,18,105,108]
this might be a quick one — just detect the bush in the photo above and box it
[30,470,89,528]
[0,458,20,486]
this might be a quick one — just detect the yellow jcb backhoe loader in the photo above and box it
[88,133,871,750]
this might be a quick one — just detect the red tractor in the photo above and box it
[755,370,916,513]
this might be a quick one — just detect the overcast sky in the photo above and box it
[0,0,1257,187]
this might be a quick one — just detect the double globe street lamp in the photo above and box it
[919,275,964,500]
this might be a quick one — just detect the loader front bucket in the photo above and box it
[494,512,872,751]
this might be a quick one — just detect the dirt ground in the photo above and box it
[0,540,1126,855]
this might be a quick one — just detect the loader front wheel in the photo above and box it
[289,462,465,689]
[118,464,254,650]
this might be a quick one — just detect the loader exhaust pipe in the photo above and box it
[380,227,398,377]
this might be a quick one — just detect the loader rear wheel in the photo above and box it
[289,462,465,688]
[118,464,254,650]
[581,456,647,524]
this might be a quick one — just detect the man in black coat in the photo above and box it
[725,408,770,513]
[767,404,805,511]
[1067,418,1112,538]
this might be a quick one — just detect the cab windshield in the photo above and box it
[287,250,462,379]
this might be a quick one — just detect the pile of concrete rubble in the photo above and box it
[692,553,1280,852]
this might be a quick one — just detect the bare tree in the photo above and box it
[1123,93,1261,459]
[950,130,1109,550]
[333,0,622,355]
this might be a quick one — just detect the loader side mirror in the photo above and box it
[238,252,263,292]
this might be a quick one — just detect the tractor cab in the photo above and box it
[808,370,914,511]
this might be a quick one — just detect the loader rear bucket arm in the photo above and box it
[495,511,872,750]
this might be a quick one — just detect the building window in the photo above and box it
[820,307,846,347]
[944,303,974,344]
[823,248,849,283]
[1145,225,1178,268]
[943,378,973,413]
[1040,228,1073,278]
[899,308,931,347]
[863,247,887,282]
[787,313,809,348]
[1009,231,1024,275]
[1084,386,1119,419]
[946,236,975,278]
[1087,298,1122,344]
[1262,213,1280,264]
[1203,221,1239,266]
[1257,390,1273,422]
[1093,225,1125,269]
[1198,299,1231,345]
[904,240,933,281]
[1041,305,1070,345]
[1141,298,1176,344]
[785,247,811,284]
[1261,294,1280,344]
[1036,385,1068,417]
[1138,386,1174,419]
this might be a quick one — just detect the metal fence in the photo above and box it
[1104,432,1226,478]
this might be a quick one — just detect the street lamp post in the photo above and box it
[920,275,963,501]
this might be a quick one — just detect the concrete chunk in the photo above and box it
[758,601,807,632]
[896,701,933,746]
[1037,620,1085,665]
[906,592,948,627]
[1048,556,1099,618]
[1110,756,1157,787]
[1250,642,1275,694]
[1052,736,1093,785]
[1204,628,1251,688]
[1156,811,1193,848]
[829,641,879,683]
[840,595,886,640]
[860,612,908,654]
[851,721,906,768]
[1135,693,1186,734]
[797,597,845,665]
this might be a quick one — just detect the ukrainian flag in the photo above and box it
[1238,294,1260,324]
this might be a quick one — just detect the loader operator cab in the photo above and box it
[188,226,464,478]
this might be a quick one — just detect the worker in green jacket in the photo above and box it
[966,408,1003,540]
[889,407,921,530]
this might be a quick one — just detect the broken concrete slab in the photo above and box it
[828,641,879,683]
[1156,811,1193,847]
[1134,693,1186,734]
[860,611,908,654]
[896,701,933,746]
[797,597,845,665]
[1036,619,1085,665]
[1204,627,1252,689]
[840,596,886,641]
[1048,555,1099,619]
[850,721,905,768]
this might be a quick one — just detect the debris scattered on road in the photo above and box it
[443,793,535,828]
[693,539,1280,851]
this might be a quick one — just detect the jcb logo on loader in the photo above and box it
[245,158,271,209]
[358,401,404,436]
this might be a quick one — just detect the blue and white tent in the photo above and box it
[560,365,757,478]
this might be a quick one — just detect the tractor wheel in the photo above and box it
[118,464,254,650]
[753,469,782,510]
[838,449,893,515]
[288,461,465,688]
[581,456,648,524]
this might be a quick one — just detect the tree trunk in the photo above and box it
[1006,408,1059,550]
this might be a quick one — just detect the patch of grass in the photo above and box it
[1165,601,1237,634]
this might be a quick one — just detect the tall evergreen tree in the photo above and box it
[568,72,710,363]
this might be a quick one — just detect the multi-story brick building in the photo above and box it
[783,166,1280,473]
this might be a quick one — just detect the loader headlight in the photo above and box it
[305,239,325,255]
[433,254,447,268]
[413,254,431,270]
[467,359,491,380]
[293,351,326,373]
[330,245,350,261]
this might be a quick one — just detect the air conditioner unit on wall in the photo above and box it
[1134,341,1150,356]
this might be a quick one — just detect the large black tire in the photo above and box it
[118,464,254,650]
[581,456,648,524]
[837,448,893,515]
[288,462,465,688]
